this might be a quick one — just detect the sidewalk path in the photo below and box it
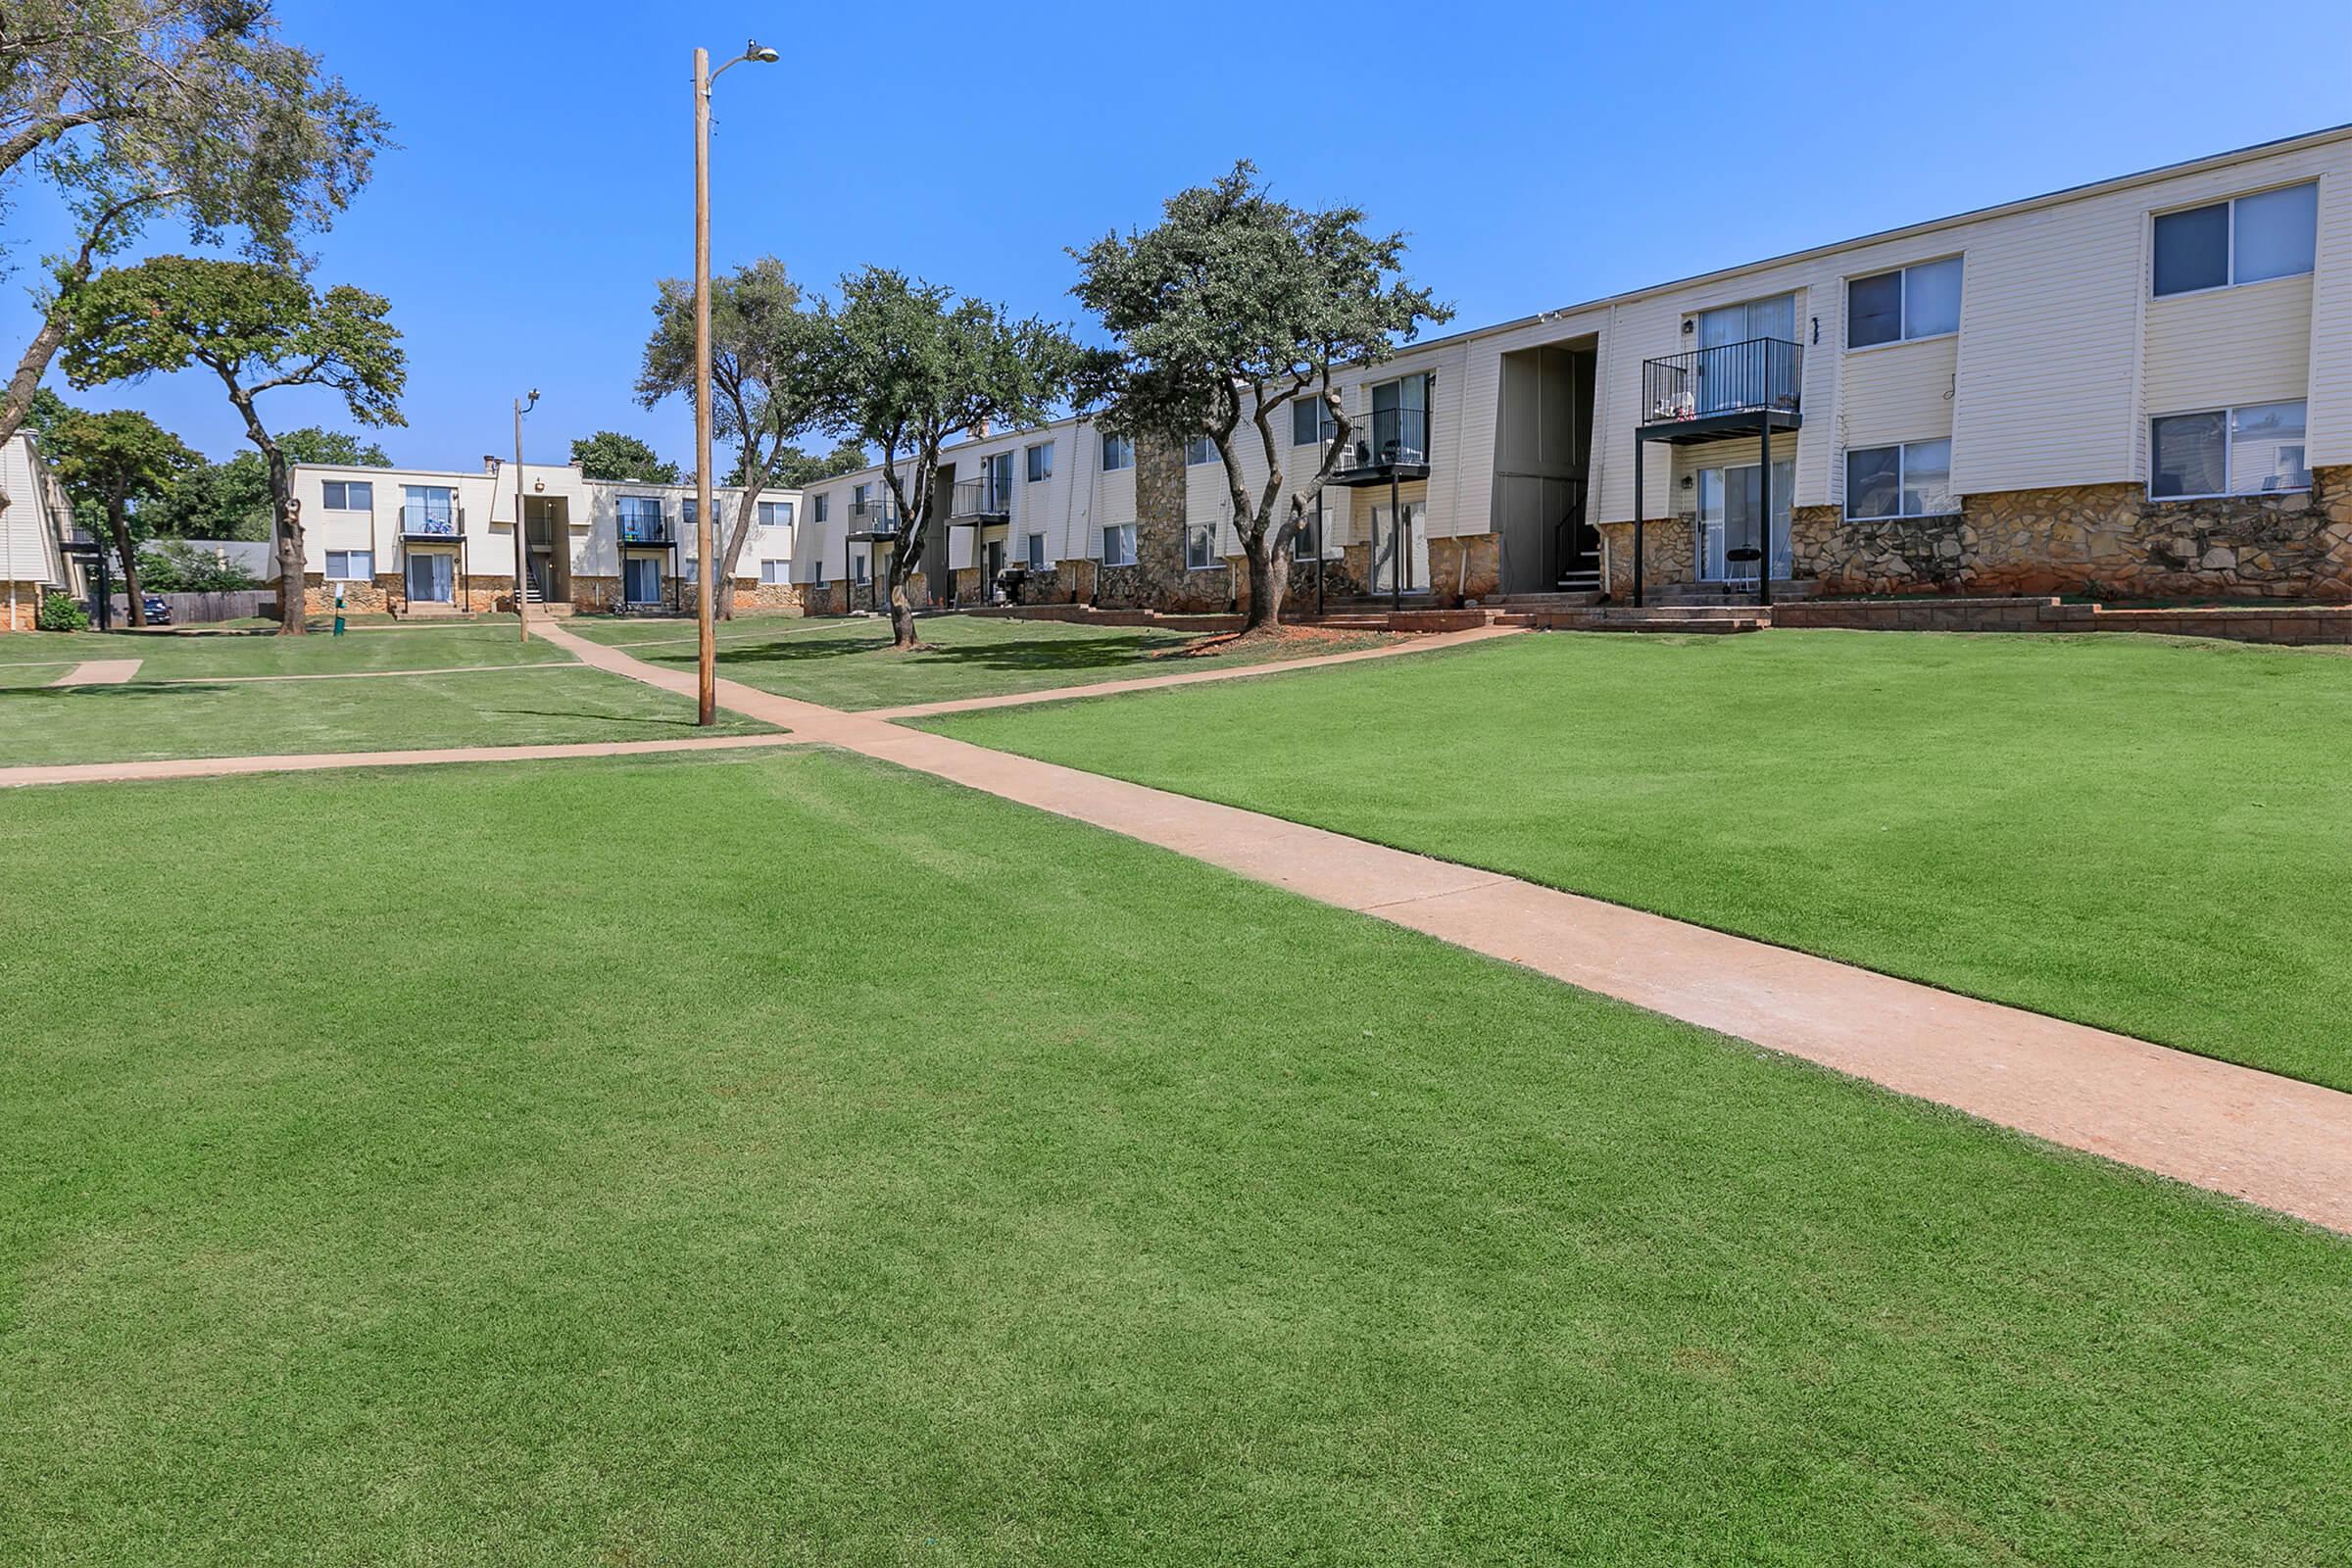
[53,659,141,686]
[0,732,805,789]
[534,618,2352,1234]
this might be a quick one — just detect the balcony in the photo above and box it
[1637,337,1803,444]
[399,508,461,540]
[948,476,1012,522]
[616,519,674,547]
[1329,406,1432,487]
[848,498,903,540]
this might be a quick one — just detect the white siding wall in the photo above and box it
[2142,275,2314,416]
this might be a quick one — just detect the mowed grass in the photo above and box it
[926,629,2352,1089]
[567,611,1399,710]
[3,749,2348,1565]
[11,623,576,680]
[2,665,769,764]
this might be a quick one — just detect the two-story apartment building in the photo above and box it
[1,432,79,630]
[787,124,2352,613]
[284,460,802,615]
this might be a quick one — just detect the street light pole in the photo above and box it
[513,389,538,642]
[692,38,779,727]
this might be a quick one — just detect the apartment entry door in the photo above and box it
[1370,501,1429,594]
[1696,460,1793,583]
[405,552,454,603]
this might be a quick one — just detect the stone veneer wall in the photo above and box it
[2,582,55,630]
[303,572,514,615]
[1795,466,2352,600]
[1595,518,1696,599]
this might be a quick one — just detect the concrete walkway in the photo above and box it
[532,618,2352,1234]
[0,732,805,789]
[53,659,141,686]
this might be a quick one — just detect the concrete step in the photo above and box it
[1646,578,1821,605]
[1528,607,1768,634]
[1480,592,1604,610]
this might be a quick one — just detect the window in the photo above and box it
[1295,492,1330,559]
[1102,433,1133,470]
[616,495,665,540]
[2153,182,2317,296]
[1186,522,1219,570]
[758,500,793,528]
[321,480,372,511]
[1844,439,1954,519]
[2150,400,2309,498]
[760,560,790,585]
[682,499,697,528]
[1291,399,1335,446]
[853,552,868,582]
[1102,523,1137,566]
[1025,532,1047,570]
[852,482,869,511]
[1185,435,1217,466]
[1847,258,1962,349]
[401,485,456,535]
[325,549,373,580]
[813,493,830,523]
[1026,441,1054,482]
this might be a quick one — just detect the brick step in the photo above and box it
[1479,592,1605,610]
[1531,608,1767,634]
[1645,578,1822,605]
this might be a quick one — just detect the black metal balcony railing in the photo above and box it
[1332,406,1431,477]
[949,476,1013,520]
[617,517,671,545]
[849,498,903,534]
[400,507,460,537]
[1642,336,1803,426]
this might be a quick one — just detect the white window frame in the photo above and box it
[1845,258,1963,352]
[617,494,665,536]
[2151,182,2320,300]
[1842,440,1954,522]
[1185,522,1220,570]
[1102,523,1138,567]
[321,479,372,512]
[2148,399,2311,502]
[760,560,790,585]
[1185,435,1218,466]
[1026,441,1054,482]
[758,500,793,529]
[812,493,829,522]
[325,549,373,580]
[1291,398,1335,447]
[852,551,868,582]
[622,556,664,606]
[1101,433,1133,471]
[1025,532,1047,570]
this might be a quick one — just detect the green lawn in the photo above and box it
[3,749,2347,1564]
[926,629,2352,1090]
[2,665,768,764]
[15,623,575,680]
[567,611,1398,710]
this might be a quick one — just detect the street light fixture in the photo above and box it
[513,388,539,643]
[691,39,778,724]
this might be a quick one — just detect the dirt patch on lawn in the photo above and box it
[1151,625,1397,661]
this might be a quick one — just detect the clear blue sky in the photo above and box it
[13,0,2351,468]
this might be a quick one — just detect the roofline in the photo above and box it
[285,460,800,497]
[1420,120,2352,352]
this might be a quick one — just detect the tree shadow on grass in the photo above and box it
[719,632,1193,674]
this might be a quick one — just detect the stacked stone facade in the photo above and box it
[1599,466,2352,603]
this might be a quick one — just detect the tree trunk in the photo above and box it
[1243,534,1285,631]
[714,488,762,620]
[886,557,921,649]
[108,499,145,626]
[269,442,305,634]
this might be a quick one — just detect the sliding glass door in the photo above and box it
[404,552,454,603]
[1695,460,1793,582]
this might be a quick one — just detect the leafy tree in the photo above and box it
[636,258,822,617]
[137,537,258,593]
[61,256,405,633]
[40,405,199,622]
[808,268,1082,648]
[570,430,677,484]
[1070,161,1448,628]
[0,1,387,469]
[763,439,869,491]
[140,426,390,540]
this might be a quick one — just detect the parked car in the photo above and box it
[139,594,172,625]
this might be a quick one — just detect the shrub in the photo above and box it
[138,540,260,595]
[36,590,90,631]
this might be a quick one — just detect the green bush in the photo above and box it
[137,540,260,595]
[35,590,89,631]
